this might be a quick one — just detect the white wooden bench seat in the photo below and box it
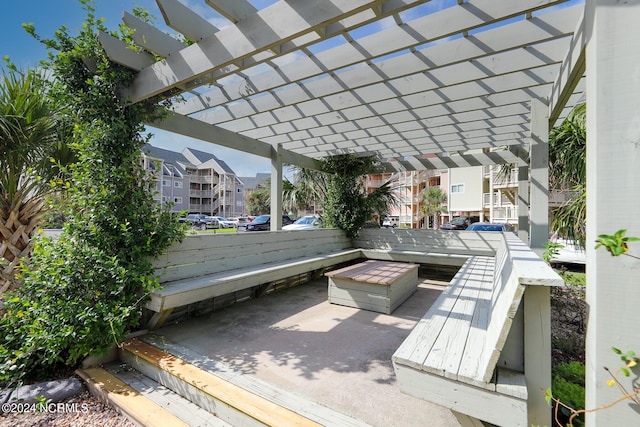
[145,227,562,425]
[148,249,362,313]
[145,229,361,329]
[390,232,563,427]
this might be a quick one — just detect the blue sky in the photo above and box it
[0,0,273,177]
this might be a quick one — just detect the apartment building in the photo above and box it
[365,164,526,229]
[142,144,244,217]
[365,169,449,229]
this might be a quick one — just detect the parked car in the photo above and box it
[225,217,241,228]
[245,215,294,231]
[207,216,237,228]
[382,217,398,228]
[549,232,586,266]
[441,216,479,230]
[466,222,514,232]
[179,214,218,230]
[233,217,250,230]
[283,215,322,231]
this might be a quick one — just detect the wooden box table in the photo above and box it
[325,260,419,314]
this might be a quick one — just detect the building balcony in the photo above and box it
[188,175,215,184]
[189,203,212,212]
[549,189,582,207]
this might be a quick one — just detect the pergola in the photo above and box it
[103,1,640,425]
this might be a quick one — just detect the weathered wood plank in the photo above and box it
[147,249,362,311]
[354,228,502,256]
[392,256,482,370]
[430,257,494,380]
[325,260,418,285]
[393,363,528,427]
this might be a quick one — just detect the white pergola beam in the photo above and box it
[122,11,185,57]
[98,32,156,71]
[194,40,569,130]
[548,9,586,125]
[122,0,388,103]
[175,3,582,116]
[148,113,322,170]
[206,0,257,23]
[157,0,219,41]
[383,148,528,173]
[198,55,559,137]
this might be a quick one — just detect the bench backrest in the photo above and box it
[354,228,503,256]
[152,229,353,283]
[459,232,563,383]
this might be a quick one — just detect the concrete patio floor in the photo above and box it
[144,273,468,427]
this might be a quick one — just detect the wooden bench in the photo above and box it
[325,260,419,314]
[146,226,561,425]
[145,229,361,329]
[391,232,563,427]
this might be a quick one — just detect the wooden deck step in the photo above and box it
[140,334,371,427]
[104,361,232,427]
[120,337,322,427]
[76,366,190,427]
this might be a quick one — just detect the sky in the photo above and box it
[0,0,274,178]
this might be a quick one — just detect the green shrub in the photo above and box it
[552,361,585,426]
[0,1,185,388]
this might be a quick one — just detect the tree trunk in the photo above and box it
[1,204,39,296]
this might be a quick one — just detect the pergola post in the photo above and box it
[517,166,529,245]
[529,99,550,256]
[585,1,640,425]
[523,98,552,427]
[270,144,283,231]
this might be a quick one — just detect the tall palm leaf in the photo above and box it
[0,69,66,294]
[366,180,399,222]
[549,103,586,245]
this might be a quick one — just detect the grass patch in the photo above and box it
[199,227,239,234]
[556,269,586,288]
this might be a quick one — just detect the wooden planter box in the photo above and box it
[325,260,419,314]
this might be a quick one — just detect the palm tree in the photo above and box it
[288,155,398,237]
[549,103,586,245]
[0,69,68,294]
[283,168,328,215]
[247,185,270,215]
[420,186,448,229]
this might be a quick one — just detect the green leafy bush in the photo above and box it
[0,1,184,388]
[552,361,585,426]
[322,154,396,238]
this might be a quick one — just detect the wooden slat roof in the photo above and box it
[103,0,586,172]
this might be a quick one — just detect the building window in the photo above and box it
[162,179,170,187]
[174,181,183,188]
[161,196,169,202]
[174,197,182,204]
[451,184,464,193]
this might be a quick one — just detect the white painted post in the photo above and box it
[517,165,529,245]
[524,285,552,427]
[585,1,640,425]
[270,143,283,231]
[529,99,549,257]
[523,98,552,427]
